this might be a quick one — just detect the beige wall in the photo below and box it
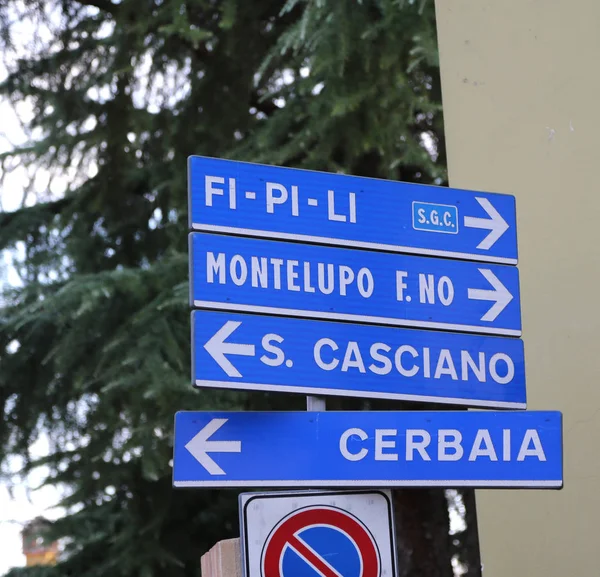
[434,1,600,574]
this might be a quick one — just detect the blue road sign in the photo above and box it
[188,156,518,264]
[189,232,522,336]
[172,411,562,488]
[192,311,526,409]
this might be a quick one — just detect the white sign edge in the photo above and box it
[191,223,518,265]
[193,380,527,410]
[175,479,563,488]
[192,300,522,337]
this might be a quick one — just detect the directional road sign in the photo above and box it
[188,156,518,264]
[173,410,563,488]
[189,232,522,336]
[239,490,397,577]
[192,311,526,408]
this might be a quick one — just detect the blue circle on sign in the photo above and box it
[262,506,380,577]
[281,525,361,577]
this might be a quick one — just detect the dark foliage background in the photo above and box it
[0,1,479,576]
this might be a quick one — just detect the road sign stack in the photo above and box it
[174,157,563,574]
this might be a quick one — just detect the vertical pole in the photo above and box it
[306,395,326,411]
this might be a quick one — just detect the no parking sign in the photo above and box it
[239,490,397,577]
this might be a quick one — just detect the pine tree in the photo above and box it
[0,1,478,576]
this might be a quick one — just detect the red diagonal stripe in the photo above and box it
[287,535,341,577]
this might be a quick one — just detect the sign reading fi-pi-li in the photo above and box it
[188,156,517,264]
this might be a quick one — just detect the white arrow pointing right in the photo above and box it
[204,321,256,378]
[464,197,510,250]
[185,418,241,476]
[468,269,514,322]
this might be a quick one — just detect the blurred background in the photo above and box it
[0,2,479,576]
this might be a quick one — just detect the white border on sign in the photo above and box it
[194,379,527,410]
[190,223,517,265]
[192,300,522,337]
[176,479,562,488]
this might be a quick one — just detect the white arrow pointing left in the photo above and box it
[468,269,514,322]
[204,321,256,378]
[185,418,241,476]
[464,197,510,250]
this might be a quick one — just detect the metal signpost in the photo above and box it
[177,156,563,577]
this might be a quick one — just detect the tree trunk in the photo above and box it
[453,489,482,576]
[392,488,454,577]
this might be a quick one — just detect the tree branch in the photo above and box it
[249,92,280,117]
[76,0,117,15]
